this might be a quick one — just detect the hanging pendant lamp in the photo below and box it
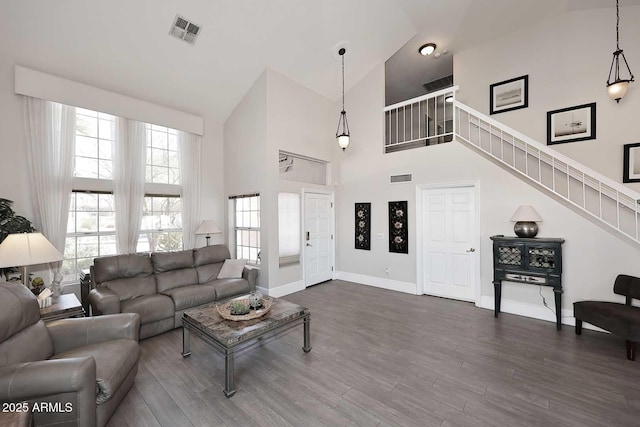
[336,48,350,151]
[606,0,634,103]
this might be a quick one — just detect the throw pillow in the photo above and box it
[217,259,247,279]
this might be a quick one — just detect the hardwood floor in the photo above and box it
[107,280,640,427]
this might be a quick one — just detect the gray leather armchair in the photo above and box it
[0,282,140,427]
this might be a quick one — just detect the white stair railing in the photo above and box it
[454,101,640,243]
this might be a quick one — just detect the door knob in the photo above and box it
[466,248,476,252]
[306,243,312,247]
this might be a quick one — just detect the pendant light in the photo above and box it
[336,48,350,151]
[606,0,634,103]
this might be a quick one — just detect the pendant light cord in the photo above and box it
[341,53,345,112]
[616,0,620,50]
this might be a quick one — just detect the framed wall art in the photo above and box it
[354,202,371,250]
[388,201,408,254]
[623,142,640,183]
[489,75,528,115]
[547,102,596,145]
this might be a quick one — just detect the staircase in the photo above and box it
[383,89,640,245]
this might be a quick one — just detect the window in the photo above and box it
[64,107,184,283]
[62,192,116,282]
[74,108,115,179]
[146,124,180,185]
[233,194,260,264]
[278,193,300,266]
[279,151,327,185]
[137,195,182,253]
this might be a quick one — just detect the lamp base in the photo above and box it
[514,221,538,238]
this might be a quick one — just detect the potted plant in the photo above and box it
[0,198,35,281]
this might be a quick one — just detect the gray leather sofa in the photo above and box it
[89,244,257,339]
[0,281,140,427]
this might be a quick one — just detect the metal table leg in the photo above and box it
[303,315,312,353]
[182,325,191,357]
[224,348,236,398]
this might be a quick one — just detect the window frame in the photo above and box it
[230,193,260,265]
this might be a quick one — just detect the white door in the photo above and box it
[304,192,333,287]
[421,186,478,301]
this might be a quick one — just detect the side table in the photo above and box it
[40,293,85,322]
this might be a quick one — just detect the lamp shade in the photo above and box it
[195,220,222,235]
[0,233,64,268]
[510,206,543,222]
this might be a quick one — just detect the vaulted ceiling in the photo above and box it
[3,0,639,123]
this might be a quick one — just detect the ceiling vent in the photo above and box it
[169,15,201,45]
[390,174,413,184]
[422,75,454,94]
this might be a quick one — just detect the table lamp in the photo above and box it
[195,220,222,246]
[0,232,64,286]
[510,205,543,238]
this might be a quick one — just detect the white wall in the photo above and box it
[223,69,337,291]
[223,71,268,286]
[266,69,337,288]
[335,61,640,322]
[455,6,640,193]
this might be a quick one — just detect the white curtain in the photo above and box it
[278,192,301,264]
[114,118,147,254]
[23,97,75,280]
[178,130,201,249]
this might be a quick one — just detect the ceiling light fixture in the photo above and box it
[336,48,350,151]
[445,95,454,103]
[419,43,437,56]
[606,0,634,103]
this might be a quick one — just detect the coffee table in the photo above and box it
[182,295,311,397]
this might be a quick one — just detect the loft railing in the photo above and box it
[383,86,457,154]
[454,102,640,243]
[383,90,640,244]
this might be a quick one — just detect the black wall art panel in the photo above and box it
[354,203,371,250]
[388,201,408,254]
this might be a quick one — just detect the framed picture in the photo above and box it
[623,143,640,183]
[547,102,596,145]
[490,75,528,115]
[354,202,371,250]
[388,201,408,254]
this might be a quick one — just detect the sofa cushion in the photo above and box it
[217,259,247,279]
[208,278,251,300]
[194,245,230,266]
[575,301,640,341]
[120,294,174,325]
[0,321,54,366]
[93,253,152,283]
[101,276,157,301]
[156,268,199,293]
[162,285,217,311]
[196,262,224,284]
[151,250,194,273]
[52,339,140,405]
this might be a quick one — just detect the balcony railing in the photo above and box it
[383,86,457,154]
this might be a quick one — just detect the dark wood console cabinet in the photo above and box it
[490,235,565,330]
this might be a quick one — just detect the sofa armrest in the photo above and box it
[89,287,120,315]
[243,267,258,292]
[47,313,141,354]
[0,357,96,426]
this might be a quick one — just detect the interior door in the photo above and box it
[304,192,333,287]
[422,186,477,301]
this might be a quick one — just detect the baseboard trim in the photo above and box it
[258,280,305,298]
[335,271,417,295]
[477,296,607,332]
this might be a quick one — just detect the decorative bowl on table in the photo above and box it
[216,296,273,321]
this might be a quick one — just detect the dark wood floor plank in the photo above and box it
[106,280,640,427]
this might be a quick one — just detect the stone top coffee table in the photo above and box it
[182,294,311,397]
